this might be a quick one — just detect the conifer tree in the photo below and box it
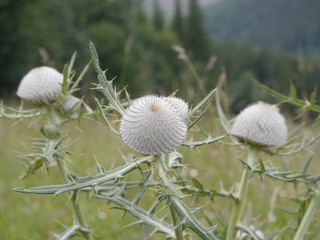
[153,0,164,30]
[172,0,184,41]
[186,0,210,60]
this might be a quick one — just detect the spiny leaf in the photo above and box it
[94,193,175,238]
[253,79,288,101]
[189,88,216,118]
[302,156,313,175]
[289,83,297,100]
[89,42,125,116]
[69,59,92,93]
[192,178,204,192]
[15,156,152,195]
[94,97,119,135]
[215,89,231,132]
[61,64,69,96]
[183,135,225,148]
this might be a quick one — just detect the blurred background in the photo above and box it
[1,1,320,239]
[1,0,319,113]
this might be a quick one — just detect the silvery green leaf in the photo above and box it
[15,156,152,195]
[90,42,125,116]
[94,193,175,238]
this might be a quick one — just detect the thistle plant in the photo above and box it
[2,43,319,240]
[2,55,94,239]
[255,82,320,240]
[225,101,288,240]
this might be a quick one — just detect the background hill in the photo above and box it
[204,0,320,60]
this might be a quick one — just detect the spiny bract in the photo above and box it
[120,96,188,155]
[230,102,287,147]
[17,66,63,105]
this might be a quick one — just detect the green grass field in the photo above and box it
[1,111,319,240]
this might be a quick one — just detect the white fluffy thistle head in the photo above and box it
[163,97,189,123]
[17,66,63,105]
[120,96,188,155]
[230,102,287,147]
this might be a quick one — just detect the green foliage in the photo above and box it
[152,0,164,30]
[171,0,184,41]
[3,44,319,240]
[1,0,319,115]
[185,0,211,61]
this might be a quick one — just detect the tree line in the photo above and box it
[0,0,319,112]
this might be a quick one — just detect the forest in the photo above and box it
[1,1,320,240]
[1,0,319,113]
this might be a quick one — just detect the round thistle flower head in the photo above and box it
[120,96,187,155]
[17,66,63,106]
[163,97,189,123]
[230,102,287,147]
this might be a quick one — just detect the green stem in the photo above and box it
[226,146,258,240]
[169,205,184,240]
[155,155,184,199]
[56,159,93,240]
[184,57,207,97]
[47,107,93,240]
[155,155,184,240]
[155,155,216,240]
[293,190,320,240]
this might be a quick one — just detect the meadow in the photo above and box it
[1,101,319,239]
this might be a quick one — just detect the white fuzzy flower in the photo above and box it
[120,96,187,155]
[17,66,63,105]
[163,97,189,123]
[230,102,287,147]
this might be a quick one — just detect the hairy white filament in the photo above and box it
[17,66,63,105]
[230,102,287,147]
[163,97,189,123]
[120,96,187,155]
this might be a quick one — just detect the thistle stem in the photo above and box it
[56,159,93,240]
[155,155,184,240]
[293,190,320,240]
[169,205,184,240]
[226,146,258,240]
[47,107,93,240]
[155,155,215,240]
[156,155,184,199]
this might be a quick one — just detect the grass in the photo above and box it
[0,110,319,240]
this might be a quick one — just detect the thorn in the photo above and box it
[123,220,143,228]
[209,226,217,233]
[161,212,170,222]
[191,207,202,214]
[175,220,186,230]
[92,153,105,173]
[144,229,158,240]
[68,173,78,183]
[117,148,128,163]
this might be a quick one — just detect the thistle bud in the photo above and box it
[17,66,63,106]
[120,96,187,155]
[168,151,183,169]
[60,95,82,117]
[230,102,287,147]
[40,124,60,139]
[163,97,189,123]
